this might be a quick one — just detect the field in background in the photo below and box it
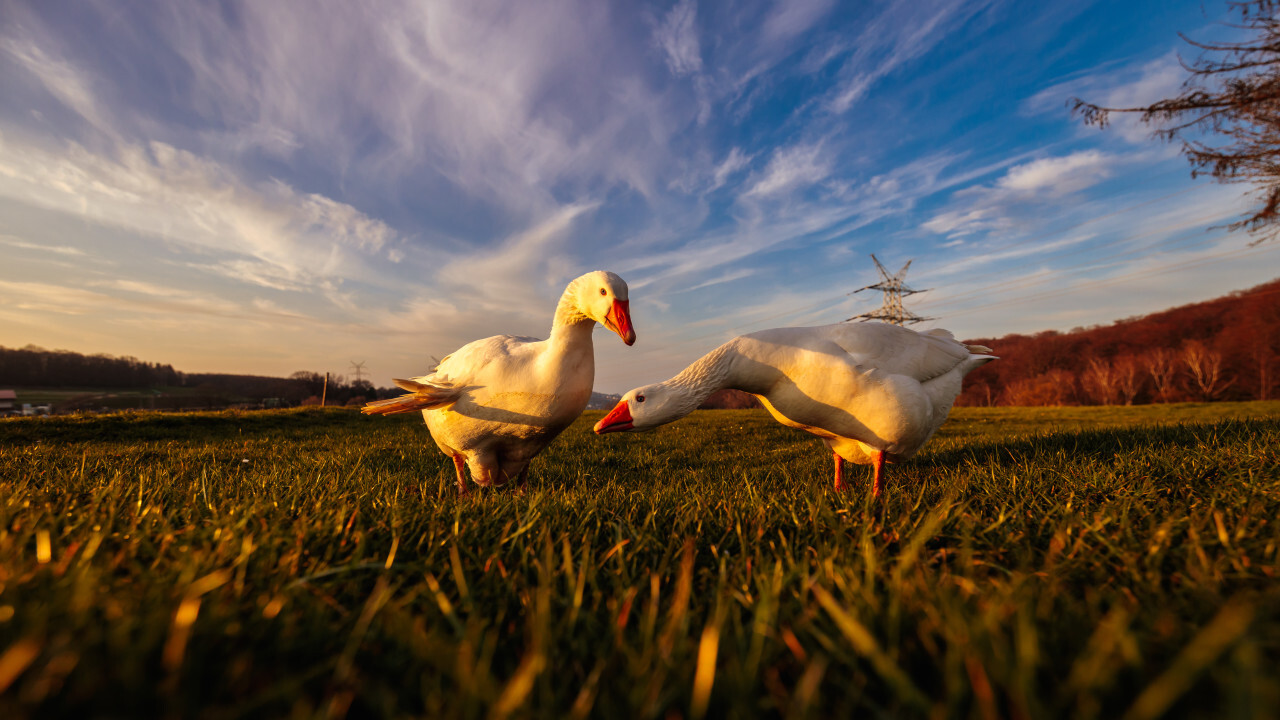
[1,403,1278,718]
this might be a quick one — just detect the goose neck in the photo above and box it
[665,343,735,412]
[549,285,595,347]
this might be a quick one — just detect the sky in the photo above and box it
[2,0,1279,393]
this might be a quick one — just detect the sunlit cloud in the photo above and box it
[0,234,84,256]
[0,0,1270,390]
[0,135,399,293]
[923,150,1116,237]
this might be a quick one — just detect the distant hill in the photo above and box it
[587,392,621,410]
[0,345,396,411]
[0,345,645,414]
[7,277,1276,412]
[957,277,1280,406]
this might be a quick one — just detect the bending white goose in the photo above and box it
[594,322,993,498]
[364,271,636,494]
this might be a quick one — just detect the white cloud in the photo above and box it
[432,201,600,315]
[825,0,995,114]
[140,0,683,220]
[0,279,243,318]
[1025,53,1186,143]
[0,233,84,256]
[743,143,831,198]
[0,135,398,291]
[679,268,757,293]
[654,0,702,76]
[711,147,752,190]
[997,150,1112,194]
[0,34,111,135]
[924,150,1115,237]
[761,0,835,44]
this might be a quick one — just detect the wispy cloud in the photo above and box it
[743,143,831,198]
[433,202,602,315]
[0,0,1267,391]
[0,33,112,136]
[824,0,996,114]
[0,135,399,293]
[0,234,84,256]
[654,0,702,76]
[1025,52,1186,143]
[923,150,1115,237]
[761,0,835,45]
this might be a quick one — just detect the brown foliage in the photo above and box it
[698,389,762,410]
[1114,355,1144,405]
[1081,357,1119,405]
[1001,369,1077,407]
[1142,348,1180,403]
[959,277,1280,406]
[1182,340,1232,400]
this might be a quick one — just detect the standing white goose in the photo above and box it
[594,322,993,498]
[364,271,636,494]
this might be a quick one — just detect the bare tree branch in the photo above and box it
[1072,1,1280,244]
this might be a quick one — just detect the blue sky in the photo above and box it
[2,0,1278,392]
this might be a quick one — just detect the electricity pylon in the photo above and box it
[349,361,368,383]
[846,254,931,325]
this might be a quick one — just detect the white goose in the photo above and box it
[364,271,636,494]
[594,322,993,498]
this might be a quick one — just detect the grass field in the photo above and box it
[1,402,1278,718]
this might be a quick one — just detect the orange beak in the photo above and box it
[594,400,634,434]
[603,299,636,346]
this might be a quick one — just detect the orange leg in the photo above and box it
[833,452,846,491]
[871,450,886,500]
[452,455,470,496]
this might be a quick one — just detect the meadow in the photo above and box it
[1,402,1278,718]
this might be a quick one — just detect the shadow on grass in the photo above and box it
[0,408,418,445]
[919,417,1278,472]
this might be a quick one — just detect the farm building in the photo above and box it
[0,389,15,414]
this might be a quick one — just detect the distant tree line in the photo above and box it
[0,344,401,409]
[0,345,182,389]
[957,278,1280,406]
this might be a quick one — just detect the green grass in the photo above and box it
[1,402,1278,718]
[2,386,215,411]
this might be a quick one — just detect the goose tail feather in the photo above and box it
[361,378,461,416]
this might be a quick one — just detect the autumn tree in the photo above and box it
[1182,340,1233,400]
[1252,344,1277,398]
[1114,355,1144,405]
[1141,348,1181,402]
[1074,1,1280,242]
[1082,357,1120,405]
[1003,369,1077,406]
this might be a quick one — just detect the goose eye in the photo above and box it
[636,394,645,403]
[599,288,607,296]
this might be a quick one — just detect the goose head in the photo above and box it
[593,383,681,434]
[575,271,636,345]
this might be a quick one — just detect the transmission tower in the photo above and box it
[846,254,932,325]
[348,361,368,383]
